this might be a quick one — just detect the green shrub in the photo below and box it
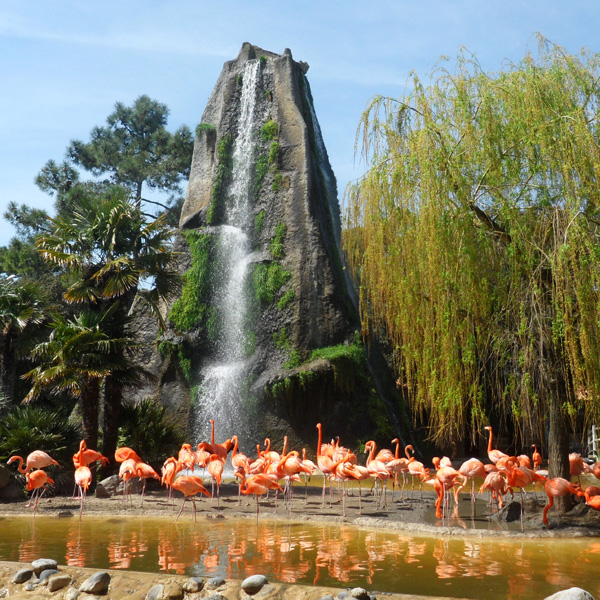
[195,123,216,137]
[268,140,279,166]
[252,262,292,306]
[207,134,233,225]
[117,399,185,467]
[169,231,217,332]
[254,209,266,234]
[273,327,291,350]
[261,120,278,142]
[284,349,303,369]
[0,405,80,465]
[255,154,269,190]
[277,288,295,310]
[270,223,287,259]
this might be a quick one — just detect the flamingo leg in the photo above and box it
[175,498,187,522]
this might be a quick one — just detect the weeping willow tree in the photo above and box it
[344,38,600,480]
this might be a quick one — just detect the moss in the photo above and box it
[260,55,267,67]
[254,209,266,233]
[273,327,291,351]
[269,223,287,259]
[261,120,278,142]
[207,134,234,225]
[195,123,216,137]
[277,288,295,310]
[157,340,193,383]
[284,349,303,369]
[252,262,292,306]
[268,140,280,166]
[255,154,269,192]
[169,231,217,333]
[272,173,283,193]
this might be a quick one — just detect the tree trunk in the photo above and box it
[80,378,100,450]
[548,386,571,513]
[0,333,16,402]
[101,374,122,477]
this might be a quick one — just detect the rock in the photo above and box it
[79,571,111,594]
[0,464,11,488]
[338,593,350,600]
[47,574,71,592]
[39,568,59,583]
[146,582,184,600]
[0,478,22,500]
[350,589,370,600]
[31,558,57,575]
[544,588,596,600]
[241,574,268,596]
[25,582,37,591]
[182,577,204,593]
[146,584,165,600]
[319,596,335,600]
[205,577,226,590]
[65,588,80,600]
[12,568,33,583]
[96,475,119,498]
[205,594,227,600]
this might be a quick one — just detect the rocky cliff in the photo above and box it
[132,44,403,454]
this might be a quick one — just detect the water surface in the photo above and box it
[0,515,597,599]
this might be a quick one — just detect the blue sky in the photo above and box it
[1,1,599,244]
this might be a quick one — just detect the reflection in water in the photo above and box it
[0,516,598,600]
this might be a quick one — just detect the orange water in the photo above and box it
[0,515,598,599]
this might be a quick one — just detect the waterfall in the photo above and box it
[194,61,263,447]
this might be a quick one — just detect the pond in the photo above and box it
[0,515,597,599]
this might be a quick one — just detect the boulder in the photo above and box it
[31,558,57,575]
[47,574,71,592]
[39,568,59,583]
[241,574,268,596]
[544,588,596,600]
[79,571,111,594]
[205,577,226,590]
[12,568,33,584]
[182,577,204,593]
[350,589,370,600]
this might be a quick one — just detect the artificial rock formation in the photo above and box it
[132,43,402,452]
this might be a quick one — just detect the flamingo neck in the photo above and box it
[316,424,322,458]
[232,435,239,458]
[487,428,493,454]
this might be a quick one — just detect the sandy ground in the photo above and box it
[1,477,600,537]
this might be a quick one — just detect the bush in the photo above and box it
[117,399,185,467]
[0,405,80,465]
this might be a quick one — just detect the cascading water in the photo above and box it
[194,60,264,447]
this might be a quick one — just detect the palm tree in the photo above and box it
[33,186,179,459]
[0,277,47,402]
[22,309,127,449]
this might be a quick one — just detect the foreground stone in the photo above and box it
[47,573,71,592]
[241,574,269,595]
[544,588,596,600]
[79,570,111,594]
[31,558,57,575]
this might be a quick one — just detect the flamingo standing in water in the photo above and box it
[454,457,486,516]
[532,445,542,470]
[484,426,508,464]
[316,423,339,506]
[207,454,224,506]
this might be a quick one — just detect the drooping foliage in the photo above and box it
[344,38,600,458]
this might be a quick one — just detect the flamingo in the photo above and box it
[177,443,195,471]
[365,441,391,507]
[25,469,54,515]
[569,453,592,485]
[207,454,224,506]
[316,423,339,506]
[300,448,317,499]
[532,444,542,470]
[454,457,486,514]
[74,466,92,519]
[480,470,508,510]
[135,462,160,505]
[484,426,508,464]
[236,472,284,519]
[119,458,138,503]
[115,447,142,464]
[405,445,427,500]
[543,477,583,527]
[73,440,109,468]
[8,451,59,474]
[206,419,234,462]
[170,475,211,521]
[161,457,180,503]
